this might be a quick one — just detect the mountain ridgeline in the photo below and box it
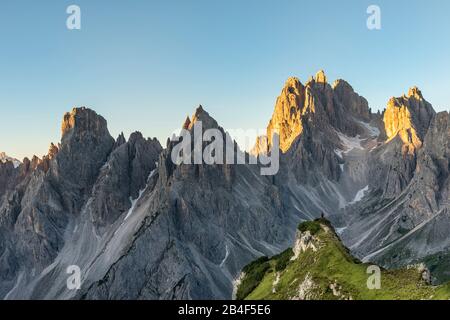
[0,71,449,299]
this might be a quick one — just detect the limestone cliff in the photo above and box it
[383,87,435,153]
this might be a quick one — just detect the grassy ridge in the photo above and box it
[237,219,450,300]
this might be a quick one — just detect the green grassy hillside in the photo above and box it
[236,219,450,300]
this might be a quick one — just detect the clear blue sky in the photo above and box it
[1,0,449,159]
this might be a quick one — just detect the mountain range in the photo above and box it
[0,71,449,299]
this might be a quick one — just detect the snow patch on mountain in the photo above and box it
[357,120,380,138]
[348,186,369,205]
[336,132,364,154]
[125,168,157,221]
[220,244,230,267]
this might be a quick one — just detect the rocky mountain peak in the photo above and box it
[407,86,423,100]
[195,104,204,115]
[54,107,115,214]
[315,70,327,84]
[48,143,59,159]
[263,76,310,152]
[256,71,372,154]
[61,107,110,143]
[284,77,304,92]
[128,131,144,144]
[185,105,219,130]
[383,88,435,151]
[114,132,127,149]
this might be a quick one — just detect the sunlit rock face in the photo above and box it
[254,70,375,186]
[259,70,371,154]
[266,76,308,153]
[250,135,268,156]
[383,87,435,153]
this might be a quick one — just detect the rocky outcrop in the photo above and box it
[291,230,320,260]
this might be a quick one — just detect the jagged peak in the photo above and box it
[387,96,398,106]
[281,77,304,97]
[315,70,327,84]
[303,75,313,86]
[387,86,426,111]
[128,131,145,144]
[62,106,93,125]
[332,79,352,90]
[194,105,204,117]
[388,87,426,107]
[112,132,126,150]
[282,71,327,91]
[407,86,423,100]
[117,132,126,143]
[48,143,59,159]
[387,87,433,111]
[186,105,219,130]
[284,76,302,88]
[20,154,44,171]
[383,88,435,151]
[61,106,111,143]
[63,107,101,132]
